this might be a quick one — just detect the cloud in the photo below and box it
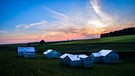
[43,7,70,20]
[39,2,113,40]
[0,30,7,34]
[16,20,47,29]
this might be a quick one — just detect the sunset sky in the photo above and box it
[0,0,135,44]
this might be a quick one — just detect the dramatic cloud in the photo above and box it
[13,0,116,42]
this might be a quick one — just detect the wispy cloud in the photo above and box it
[16,20,47,29]
[89,0,115,27]
[43,7,70,20]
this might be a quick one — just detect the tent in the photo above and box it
[90,53,101,63]
[79,54,93,68]
[43,49,61,58]
[60,53,73,65]
[60,53,93,68]
[99,50,119,63]
[17,47,35,58]
[18,47,26,56]
[81,57,93,68]
[24,47,35,58]
[62,54,82,67]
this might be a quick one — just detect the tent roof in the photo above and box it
[61,53,88,61]
[60,53,72,59]
[18,47,35,52]
[18,47,26,52]
[43,49,53,54]
[25,47,35,52]
[67,54,81,61]
[92,53,100,57]
[78,54,88,58]
[61,54,89,61]
[99,50,112,56]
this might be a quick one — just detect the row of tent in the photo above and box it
[43,49,119,68]
[17,47,119,68]
[43,50,93,68]
[59,53,93,68]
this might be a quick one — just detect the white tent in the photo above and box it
[43,49,61,58]
[61,54,81,67]
[18,47,26,56]
[24,47,35,58]
[43,49,53,54]
[90,49,119,63]
[90,53,101,63]
[99,49,119,63]
[17,47,35,58]
[99,50,112,56]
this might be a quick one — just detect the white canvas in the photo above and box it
[99,50,112,56]
[92,53,100,57]
[78,54,88,58]
[60,53,73,59]
[67,55,81,61]
[43,49,53,54]
[18,47,26,52]
[25,47,35,52]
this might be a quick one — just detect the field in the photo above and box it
[0,35,135,76]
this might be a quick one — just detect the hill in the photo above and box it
[54,35,135,45]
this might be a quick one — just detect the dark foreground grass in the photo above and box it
[0,50,135,76]
[0,44,135,76]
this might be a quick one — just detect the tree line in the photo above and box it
[100,27,135,38]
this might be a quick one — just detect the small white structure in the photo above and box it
[90,49,119,63]
[90,53,101,63]
[17,47,35,58]
[18,47,26,56]
[99,50,119,63]
[61,54,82,67]
[43,49,61,58]
[24,47,35,58]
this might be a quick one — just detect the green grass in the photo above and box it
[0,35,135,76]
[0,46,135,76]
[54,35,135,45]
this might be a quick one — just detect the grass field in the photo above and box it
[0,35,135,76]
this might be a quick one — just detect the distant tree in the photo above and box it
[27,43,30,46]
[100,27,135,38]
[39,40,45,46]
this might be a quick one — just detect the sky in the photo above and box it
[0,0,135,44]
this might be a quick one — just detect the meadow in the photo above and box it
[0,35,135,76]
